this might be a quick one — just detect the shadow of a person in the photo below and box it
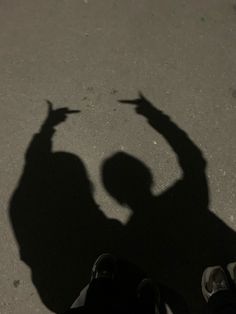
[9,102,123,313]
[102,93,236,314]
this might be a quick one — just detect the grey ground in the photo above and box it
[0,0,236,313]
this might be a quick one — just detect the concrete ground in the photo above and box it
[0,0,235,313]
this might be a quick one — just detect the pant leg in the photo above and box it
[207,290,236,314]
[70,278,115,309]
[64,279,115,314]
[65,278,159,314]
[63,307,88,314]
[84,278,115,308]
[71,284,90,308]
[84,278,135,314]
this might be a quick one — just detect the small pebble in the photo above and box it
[111,89,118,95]
[13,280,20,288]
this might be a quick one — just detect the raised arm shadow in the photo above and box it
[119,92,208,208]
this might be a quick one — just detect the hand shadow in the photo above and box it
[101,93,236,314]
[9,102,123,313]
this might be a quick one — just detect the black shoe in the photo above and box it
[91,253,116,280]
[227,262,236,286]
[201,266,230,302]
[137,278,160,314]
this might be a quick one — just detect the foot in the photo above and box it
[201,266,230,302]
[137,278,160,314]
[227,262,236,286]
[91,253,116,280]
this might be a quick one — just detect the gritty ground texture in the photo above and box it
[0,1,236,313]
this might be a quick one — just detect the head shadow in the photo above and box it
[102,152,154,207]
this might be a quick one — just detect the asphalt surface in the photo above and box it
[0,1,236,313]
